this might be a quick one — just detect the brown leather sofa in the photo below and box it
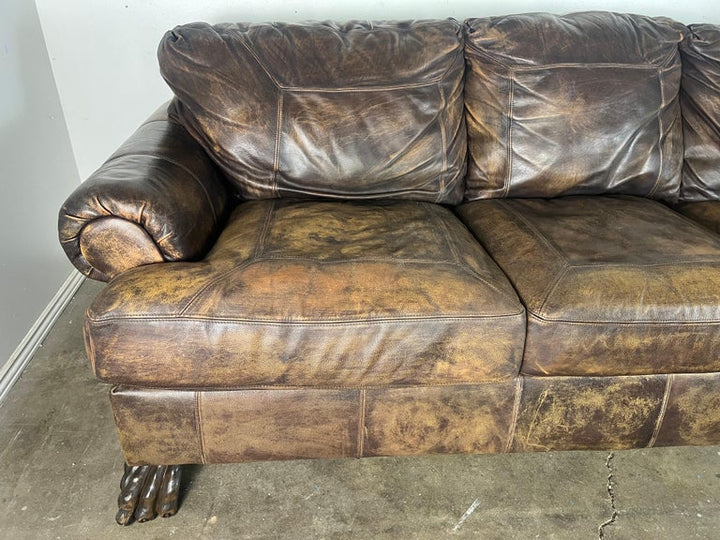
[58,12,720,525]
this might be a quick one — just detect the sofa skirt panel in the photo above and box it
[110,372,720,466]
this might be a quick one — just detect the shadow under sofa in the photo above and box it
[58,12,720,524]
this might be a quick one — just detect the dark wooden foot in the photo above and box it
[116,463,182,525]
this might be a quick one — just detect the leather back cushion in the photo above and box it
[158,20,466,203]
[464,12,686,201]
[679,24,720,202]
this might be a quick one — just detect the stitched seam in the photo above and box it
[647,374,673,448]
[357,389,366,458]
[253,255,461,265]
[110,380,518,392]
[436,211,462,266]
[452,262,528,304]
[536,264,572,317]
[496,200,570,263]
[195,392,207,464]
[88,311,526,325]
[282,80,443,92]
[568,260,720,268]
[464,42,677,71]
[437,83,448,202]
[648,67,666,198]
[529,312,720,325]
[513,62,665,71]
[465,43,512,68]
[503,72,515,197]
[107,374,720,393]
[178,202,274,315]
[504,376,523,453]
[272,92,284,197]
[234,38,281,88]
[267,185,440,199]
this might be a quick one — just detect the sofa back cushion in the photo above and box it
[463,12,686,201]
[679,24,720,202]
[158,20,466,203]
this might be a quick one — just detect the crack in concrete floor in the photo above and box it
[598,451,618,539]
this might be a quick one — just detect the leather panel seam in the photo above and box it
[272,92,283,196]
[87,311,527,325]
[357,389,366,458]
[567,260,720,268]
[496,200,570,264]
[647,66,666,198]
[647,374,673,448]
[504,376,524,453]
[194,391,207,464]
[536,264,571,318]
[528,312,720,325]
[436,83,448,201]
[178,201,274,316]
[112,380,520,392]
[503,71,515,197]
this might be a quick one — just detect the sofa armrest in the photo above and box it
[59,102,233,281]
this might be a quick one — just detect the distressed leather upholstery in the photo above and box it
[57,14,720,473]
[675,25,720,229]
[86,199,525,387]
[464,12,686,201]
[59,104,232,281]
[678,24,720,201]
[158,21,467,203]
[457,196,720,376]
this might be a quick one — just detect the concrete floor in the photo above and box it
[1,279,720,539]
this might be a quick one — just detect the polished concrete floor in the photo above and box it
[1,279,720,539]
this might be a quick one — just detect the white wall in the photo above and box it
[36,0,718,181]
[0,0,80,363]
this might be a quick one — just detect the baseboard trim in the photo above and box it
[0,271,85,405]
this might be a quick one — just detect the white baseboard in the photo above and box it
[0,271,85,405]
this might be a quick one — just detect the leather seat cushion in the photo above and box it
[675,200,720,234]
[86,200,525,388]
[457,196,720,376]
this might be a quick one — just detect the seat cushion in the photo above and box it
[158,20,466,203]
[86,200,525,388]
[457,196,720,376]
[675,200,720,234]
[463,12,685,201]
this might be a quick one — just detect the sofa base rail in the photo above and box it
[110,372,720,466]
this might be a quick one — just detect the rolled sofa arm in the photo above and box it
[59,101,233,281]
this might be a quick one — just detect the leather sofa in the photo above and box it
[58,12,720,524]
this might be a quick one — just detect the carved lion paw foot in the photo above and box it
[116,464,182,525]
